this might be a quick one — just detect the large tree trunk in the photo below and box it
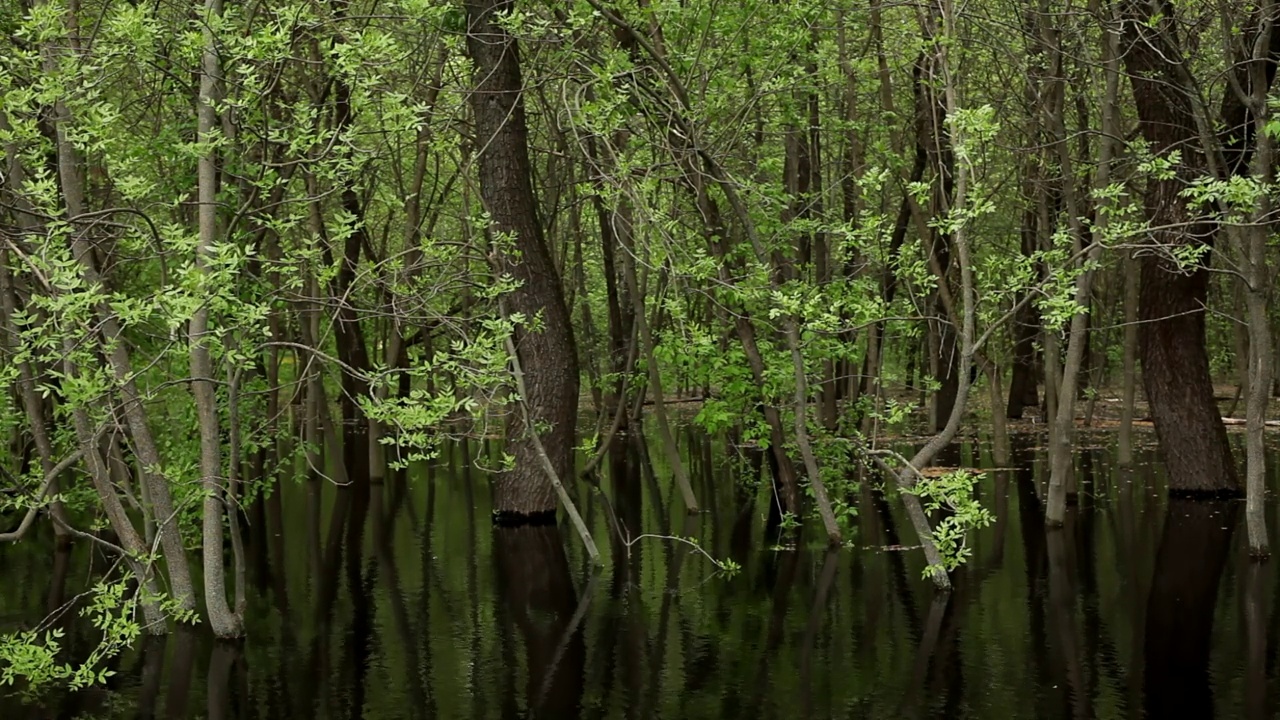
[1120,2,1238,494]
[465,0,580,519]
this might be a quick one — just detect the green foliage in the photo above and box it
[1,0,1264,690]
[901,469,994,577]
[0,580,144,695]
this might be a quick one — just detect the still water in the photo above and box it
[0,428,1275,719]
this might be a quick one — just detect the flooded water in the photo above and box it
[1,428,1277,719]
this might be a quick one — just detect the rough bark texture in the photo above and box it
[1120,2,1238,494]
[465,0,580,518]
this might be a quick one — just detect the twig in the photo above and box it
[0,447,89,542]
[624,533,728,571]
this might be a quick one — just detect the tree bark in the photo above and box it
[1234,0,1277,556]
[465,0,580,518]
[1006,203,1042,419]
[1120,1,1239,494]
[0,128,69,539]
[585,134,634,427]
[1046,1,1118,525]
[1117,247,1139,466]
[985,362,1009,467]
[195,0,242,638]
[41,0,196,610]
[617,203,698,513]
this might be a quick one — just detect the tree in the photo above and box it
[194,0,243,638]
[464,0,581,519]
[1119,0,1238,494]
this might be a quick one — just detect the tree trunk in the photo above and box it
[986,362,1009,467]
[1120,1,1239,494]
[917,36,959,435]
[1245,280,1271,556]
[586,134,634,428]
[618,202,698,513]
[0,131,69,539]
[1046,2,1117,525]
[65,386,168,632]
[195,0,242,638]
[1006,178,1042,417]
[1117,248,1139,466]
[42,1,197,611]
[465,0,580,519]
[888,0,978,590]
[1238,1,1277,556]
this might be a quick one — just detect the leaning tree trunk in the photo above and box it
[618,207,698,513]
[41,0,197,611]
[1120,1,1238,494]
[465,0,580,519]
[0,133,69,540]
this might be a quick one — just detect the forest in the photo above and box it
[1,0,1280,717]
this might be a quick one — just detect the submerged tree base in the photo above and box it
[1166,487,1245,501]
[492,509,559,528]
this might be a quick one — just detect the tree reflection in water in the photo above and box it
[0,436,1275,720]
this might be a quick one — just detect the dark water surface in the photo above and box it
[1,429,1277,719]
